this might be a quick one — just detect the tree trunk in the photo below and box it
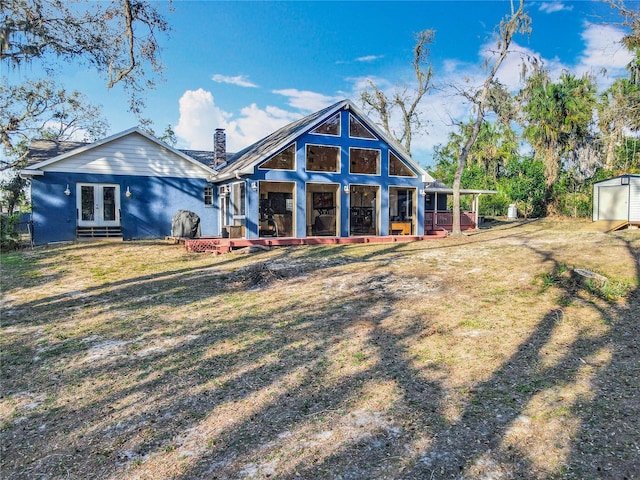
[451,0,528,237]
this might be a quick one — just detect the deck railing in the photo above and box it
[424,211,476,231]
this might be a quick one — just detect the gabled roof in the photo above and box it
[593,173,640,185]
[214,99,432,182]
[20,127,217,177]
[27,139,88,166]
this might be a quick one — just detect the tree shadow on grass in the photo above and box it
[3,229,636,479]
[175,232,638,479]
[561,236,640,479]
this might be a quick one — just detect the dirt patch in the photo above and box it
[1,220,638,479]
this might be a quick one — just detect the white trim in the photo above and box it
[77,183,121,227]
[389,185,417,235]
[349,146,381,176]
[348,184,381,236]
[306,181,340,236]
[218,100,432,181]
[19,169,44,177]
[258,180,297,237]
[309,112,341,137]
[388,150,418,178]
[204,185,214,207]
[305,143,341,174]
[22,128,216,176]
[348,113,377,140]
[258,142,297,171]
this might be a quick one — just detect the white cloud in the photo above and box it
[211,74,258,88]
[539,2,573,14]
[272,89,342,112]
[356,55,384,63]
[176,19,634,167]
[174,89,230,150]
[232,104,301,146]
[174,89,300,153]
[576,23,633,83]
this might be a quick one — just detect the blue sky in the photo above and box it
[6,0,637,167]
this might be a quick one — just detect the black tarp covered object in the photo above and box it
[171,210,201,238]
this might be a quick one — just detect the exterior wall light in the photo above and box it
[420,189,427,197]
[343,185,350,194]
[64,184,71,196]
[125,186,132,198]
[250,181,258,191]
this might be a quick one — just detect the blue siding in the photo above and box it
[31,172,217,244]
[237,109,425,238]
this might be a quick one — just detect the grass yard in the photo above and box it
[1,219,638,479]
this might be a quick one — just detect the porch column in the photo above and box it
[434,192,438,227]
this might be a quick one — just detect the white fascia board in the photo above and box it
[27,127,216,176]
[245,102,348,169]
[346,100,429,177]
[213,166,255,182]
[19,169,45,178]
[424,187,497,195]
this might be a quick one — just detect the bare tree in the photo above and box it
[451,0,531,236]
[1,0,170,116]
[0,80,109,169]
[361,29,435,155]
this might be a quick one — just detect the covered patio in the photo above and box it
[423,182,496,233]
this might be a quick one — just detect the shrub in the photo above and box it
[0,214,20,251]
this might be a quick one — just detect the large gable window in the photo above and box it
[311,113,340,136]
[350,147,380,175]
[389,151,416,177]
[260,143,296,170]
[306,144,340,172]
[349,114,376,139]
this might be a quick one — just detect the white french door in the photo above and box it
[77,183,121,227]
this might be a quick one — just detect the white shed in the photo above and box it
[592,174,640,224]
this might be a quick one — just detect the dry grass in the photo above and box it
[1,219,638,479]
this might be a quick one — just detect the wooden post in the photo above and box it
[473,194,480,229]
[434,192,438,227]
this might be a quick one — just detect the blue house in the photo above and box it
[20,99,439,245]
[20,128,219,244]
[209,99,433,239]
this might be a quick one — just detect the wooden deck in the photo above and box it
[585,220,630,233]
[179,232,447,254]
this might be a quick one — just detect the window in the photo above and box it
[349,114,376,139]
[260,143,296,170]
[311,113,340,136]
[204,186,214,206]
[389,151,416,177]
[389,188,414,220]
[350,147,380,175]
[231,182,245,218]
[306,144,340,172]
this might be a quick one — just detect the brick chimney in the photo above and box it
[213,128,226,167]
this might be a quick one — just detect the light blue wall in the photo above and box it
[31,172,217,245]
[230,109,425,238]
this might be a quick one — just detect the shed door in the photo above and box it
[598,185,628,220]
